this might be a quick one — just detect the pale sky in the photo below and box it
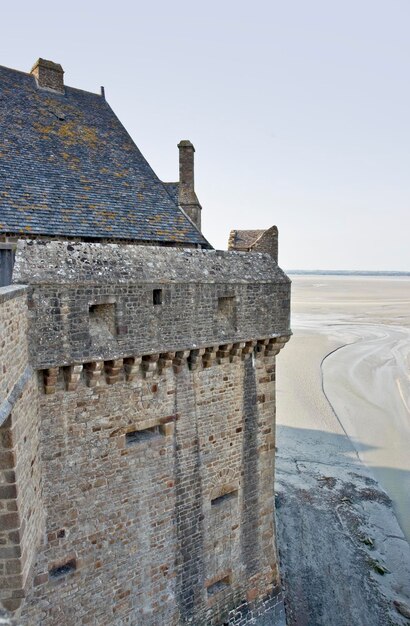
[1,0,409,270]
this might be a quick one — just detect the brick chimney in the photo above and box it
[178,140,202,231]
[30,59,64,93]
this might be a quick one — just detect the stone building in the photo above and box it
[0,59,291,625]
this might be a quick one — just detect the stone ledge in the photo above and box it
[0,285,27,305]
[36,332,292,372]
[40,336,291,394]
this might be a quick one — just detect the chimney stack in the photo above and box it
[178,140,202,231]
[30,59,64,94]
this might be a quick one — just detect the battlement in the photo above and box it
[1,57,291,626]
[14,241,291,369]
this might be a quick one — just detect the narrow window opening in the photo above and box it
[49,558,76,579]
[126,425,163,445]
[207,575,231,597]
[0,247,16,288]
[211,490,238,507]
[153,289,162,305]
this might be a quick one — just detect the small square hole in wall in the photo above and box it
[49,558,76,579]
[89,303,116,337]
[206,575,231,597]
[211,489,238,507]
[153,289,162,305]
[126,425,163,445]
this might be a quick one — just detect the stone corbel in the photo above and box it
[230,342,245,363]
[64,364,83,392]
[202,345,218,368]
[256,339,269,354]
[43,367,59,394]
[123,356,142,381]
[173,350,190,373]
[141,354,159,379]
[188,348,205,371]
[242,340,256,359]
[104,359,124,385]
[158,352,176,372]
[84,361,104,388]
[265,335,291,356]
[216,344,233,364]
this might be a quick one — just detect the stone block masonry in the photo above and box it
[13,241,290,370]
[19,345,287,625]
[0,57,291,624]
[0,286,44,613]
[4,240,290,625]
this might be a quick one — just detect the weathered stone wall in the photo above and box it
[0,286,44,613]
[19,348,286,625]
[13,241,290,369]
[251,227,278,263]
[6,240,290,625]
[0,287,28,406]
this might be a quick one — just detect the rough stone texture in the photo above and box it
[0,238,291,625]
[177,141,202,230]
[0,286,44,613]
[13,241,290,369]
[228,227,278,262]
[1,95,291,625]
[0,236,291,626]
[18,349,286,625]
[0,57,291,625]
[0,607,21,625]
[30,59,64,93]
[0,287,29,409]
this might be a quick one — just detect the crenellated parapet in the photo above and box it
[13,240,291,371]
[41,336,290,394]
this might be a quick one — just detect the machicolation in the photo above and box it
[0,58,290,625]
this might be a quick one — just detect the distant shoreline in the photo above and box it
[286,270,410,276]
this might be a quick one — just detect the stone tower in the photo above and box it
[0,59,291,625]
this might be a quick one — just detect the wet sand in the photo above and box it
[275,276,410,626]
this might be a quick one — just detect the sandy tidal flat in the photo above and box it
[276,276,410,626]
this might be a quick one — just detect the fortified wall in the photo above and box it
[0,57,291,625]
[0,240,290,625]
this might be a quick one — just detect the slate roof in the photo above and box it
[0,65,210,247]
[162,182,179,206]
[228,229,265,251]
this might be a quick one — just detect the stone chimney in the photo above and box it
[30,59,64,93]
[178,140,202,231]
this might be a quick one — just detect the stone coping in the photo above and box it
[14,241,290,285]
[0,284,27,304]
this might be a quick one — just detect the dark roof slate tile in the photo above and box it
[0,65,210,247]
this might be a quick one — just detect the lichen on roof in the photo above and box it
[0,64,210,247]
